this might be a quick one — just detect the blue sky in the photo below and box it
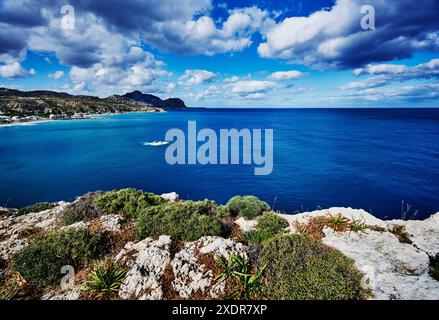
[0,0,438,108]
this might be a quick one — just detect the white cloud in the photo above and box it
[179,69,216,86]
[224,76,240,83]
[342,59,439,90]
[353,64,409,76]
[48,70,64,80]
[268,70,303,81]
[69,46,168,95]
[231,80,277,94]
[166,83,176,92]
[142,6,273,55]
[258,0,439,69]
[0,62,35,78]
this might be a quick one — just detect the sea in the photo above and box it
[1,108,438,220]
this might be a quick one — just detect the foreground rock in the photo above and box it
[240,207,439,300]
[117,236,172,300]
[0,203,68,260]
[172,237,247,299]
[115,236,247,300]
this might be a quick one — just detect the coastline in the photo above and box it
[0,110,167,128]
[0,119,55,128]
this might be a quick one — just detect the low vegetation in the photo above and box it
[136,200,223,241]
[61,192,104,225]
[81,260,127,299]
[215,254,267,300]
[389,225,413,244]
[2,189,376,301]
[242,212,289,246]
[17,202,55,216]
[226,195,270,219]
[258,234,366,300]
[93,188,165,219]
[13,229,108,288]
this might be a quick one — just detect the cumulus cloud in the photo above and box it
[166,83,176,93]
[0,62,35,78]
[336,82,439,102]
[342,59,439,90]
[69,46,167,90]
[0,0,276,96]
[231,80,277,97]
[268,70,303,80]
[179,69,216,86]
[224,76,240,83]
[137,6,273,55]
[258,0,439,69]
[48,70,64,80]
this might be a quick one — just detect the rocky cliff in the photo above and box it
[0,191,437,300]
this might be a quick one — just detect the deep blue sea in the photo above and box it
[1,109,438,220]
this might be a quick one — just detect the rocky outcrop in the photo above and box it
[0,203,68,260]
[239,207,439,300]
[160,192,179,203]
[1,193,437,301]
[171,237,247,299]
[115,235,247,300]
[117,236,172,300]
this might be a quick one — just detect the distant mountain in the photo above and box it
[0,88,187,118]
[120,91,187,109]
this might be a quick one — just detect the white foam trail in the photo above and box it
[143,141,170,147]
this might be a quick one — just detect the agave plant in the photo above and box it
[81,260,127,299]
[215,254,267,300]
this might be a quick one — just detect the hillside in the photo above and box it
[0,88,186,120]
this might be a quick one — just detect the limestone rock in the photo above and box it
[161,192,180,203]
[171,236,248,299]
[387,213,439,256]
[322,228,439,300]
[0,203,68,260]
[234,217,257,233]
[117,236,172,300]
[238,207,439,300]
[42,286,81,300]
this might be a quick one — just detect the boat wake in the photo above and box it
[143,140,170,147]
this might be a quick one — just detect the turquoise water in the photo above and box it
[0,109,438,219]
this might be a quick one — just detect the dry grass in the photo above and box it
[389,225,413,244]
[294,214,371,240]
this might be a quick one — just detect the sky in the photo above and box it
[0,0,438,108]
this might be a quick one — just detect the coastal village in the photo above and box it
[0,111,91,125]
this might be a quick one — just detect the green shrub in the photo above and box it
[13,229,108,288]
[62,192,104,225]
[81,260,127,299]
[256,212,288,235]
[17,202,55,216]
[215,254,267,300]
[242,229,275,246]
[226,196,270,219]
[93,188,164,219]
[258,234,365,300]
[136,200,223,241]
[218,205,231,218]
[242,212,288,246]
